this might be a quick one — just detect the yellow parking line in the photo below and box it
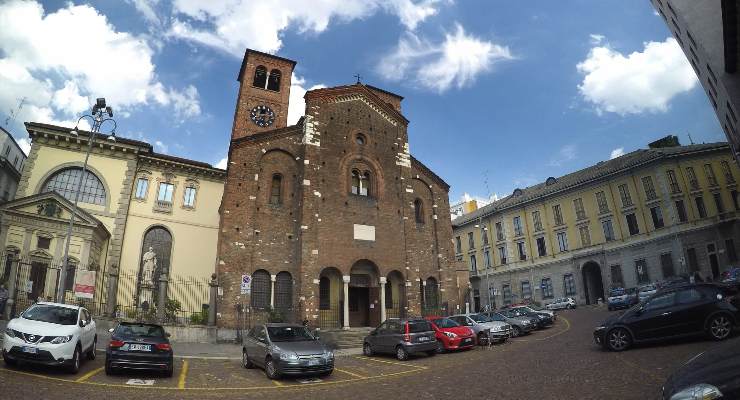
[76,367,104,383]
[353,356,428,370]
[334,368,366,379]
[271,379,284,386]
[178,360,189,389]
[535,316,571,341]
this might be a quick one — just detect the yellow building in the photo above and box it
[0,122,225,319]
[453,139,740,309]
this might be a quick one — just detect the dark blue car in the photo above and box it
[607,288,638,311]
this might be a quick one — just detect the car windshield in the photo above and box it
[432,318,459,328]
[640,285,656,292]
[267,326,315,342]
[21,304,78,325]
[116,323,165,338]
[489,313,506,321]
[609,288,625,296]
[471,314,492,323]
[408,321,432,333]
[525,304,543,311]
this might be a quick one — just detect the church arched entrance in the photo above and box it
[582,261,605,305]
[349,260,380,327]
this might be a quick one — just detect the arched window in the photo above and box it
[319,277,331,310]
[274,271,292,312]
[425,277,439,310]
[414,198,424,224]
[251,270,271,309]
[252,65,267,88]
[267,69,281,91]
[43,167,106,205]
[140,227,172,280]
[384,280,393,308]
[351,169,371,197]
[269,174,282,205]
[363,172,371,196]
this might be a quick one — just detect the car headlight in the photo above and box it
[522,320,530,325]
[50,335,73,344]
[4,327,15,338]
[490,326,500,332]
[669,384,722,400]
[323,350,334,360]
[279,352,299,361]
[444,332,458,339]
[594,326,606,331]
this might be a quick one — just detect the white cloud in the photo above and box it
[576,37,697,115]
[378,23,513,92]
[169,0,447,56]
[0,0,200,132]
[589,34,604,45]
[17,137,31,156]
[610,147,625,159]
[548,144,577,167]
[154,140,169,154]
[127,0,161,26]
[214,156,228,169]
[288,74,327,125]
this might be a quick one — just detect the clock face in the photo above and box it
[250,105,275,127]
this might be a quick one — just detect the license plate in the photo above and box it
[462,338,472,344]
[308,358,321,366]
[22,346,37,354]
[418,336,430,342]
[129,344,151,352]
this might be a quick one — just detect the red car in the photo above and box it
[426,316,476,353]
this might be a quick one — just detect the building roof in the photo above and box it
[453,142,731,227]
[411,156,450,191]
[0,126,29,158]
[364,84,404,100]
[305,83,410,126]
[237,48,297,82]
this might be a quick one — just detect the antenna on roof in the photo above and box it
[687,132,694,145]
[4,97,26,128]
[354,73,362,84]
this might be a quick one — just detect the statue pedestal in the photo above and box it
[139,283,154,314]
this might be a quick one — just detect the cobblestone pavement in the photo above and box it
[1,306,734,399]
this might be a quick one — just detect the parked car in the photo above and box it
[105,322,173,376]
[661,335,740,399]
[425,316,475,352]
[499,308,553,329]
[449,314,511,345]
[363,318,437,361]
[638,284,658,302]
[481,311,535,337]
[545,298,576,310]
[2,302,97,373]
[608,288,637,311]
[511,305,556,320]
[721,267,740,284]
[242,323,334,379]
[594,283,740,352]
[658,276,691,290]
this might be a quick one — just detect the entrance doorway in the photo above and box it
[349,287,369,326]
[582,262,605,305]
[29,261,48,302]
[348,260,381,327]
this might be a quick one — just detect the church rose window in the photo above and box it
[43,167,106,205]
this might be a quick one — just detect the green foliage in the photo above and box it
[165,299,182,323]
[189,310,208,325]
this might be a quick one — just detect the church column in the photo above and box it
[342,275,350,330]
[379,277,387,323]
[270,274,276,308]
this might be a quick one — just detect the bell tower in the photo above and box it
[231,49,296,141]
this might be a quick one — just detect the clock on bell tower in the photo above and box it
[230,49,296,141]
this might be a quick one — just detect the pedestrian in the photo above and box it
[0,284,8,319]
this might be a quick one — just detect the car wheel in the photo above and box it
[104,361,113,376]
[67,346,81,374]
[435,340,446,353]
[606,328,631,352]
[512,326,522,337]
[708,314,732,341]
[242,349,254,369]
[363,342,374,357]
[265,358,280,380]
[87,338,97,360]
[395,346,409,361]
[3,354,17,367]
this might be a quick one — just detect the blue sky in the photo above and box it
[0,0,722,205]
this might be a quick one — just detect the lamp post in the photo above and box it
[56,98,116,304]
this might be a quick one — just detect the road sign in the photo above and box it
[241,274,251,294]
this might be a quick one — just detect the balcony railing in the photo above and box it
[154,200,173,213]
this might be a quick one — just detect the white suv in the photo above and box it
[3,302,97,373]
[545,297,577,310]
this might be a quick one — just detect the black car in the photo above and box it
[661,338,740,399]
[105,322,174,376]
[594,283,740,352]
[500,308,553,329]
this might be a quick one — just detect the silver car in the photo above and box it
[482,311,535,337]
[638,284,658,302]
[449,314,511,345]
[241,323,334,379]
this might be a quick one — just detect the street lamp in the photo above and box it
[56,98,116,304]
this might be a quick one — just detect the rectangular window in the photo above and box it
[183,187,197,208]
[635,259,650,284]
[687,248,699,273]
[455,236,462,254]
[578,225,591,247]
[541,278,554,299]
[596,191,610,214]
[675,200,688,222]
[557,231,568,252]
[495,222,505,241]
[650,206,664,229]
[721,160,735,184]
[37,236,51,250]
[482,229,489,246]
[502,284,512,305]
[660,253,675,278]
[552,204,564,226]
[563,274,576,296]
[468,232,475,250]
[64,263,76,294]
[470,254,477,273]
[626,213,640,235]
[687,167,699,190]
[704,164,718,186]
[610,265,623,287]
[602,219,615,241]
[513,216,523,236]
[536,237,547,257]
[135,178,149,199]
[713,192,724,214]
[618,184,633,207]
[498,246,507,265]
[666,170,681,193]
[695,196,707,218]
[517,241,526,261]
[573,198,586,220]
[726,239,738,262]
[641,176,657,200]
[483,250,492,269]
[521,281,532,300]
[157,182,174,203]
[532,211,543,231]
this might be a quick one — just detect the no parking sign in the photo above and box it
[241,274,251,294]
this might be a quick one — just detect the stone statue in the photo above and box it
[142,247,157,285]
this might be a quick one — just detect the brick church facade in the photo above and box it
[216,49,460,329]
